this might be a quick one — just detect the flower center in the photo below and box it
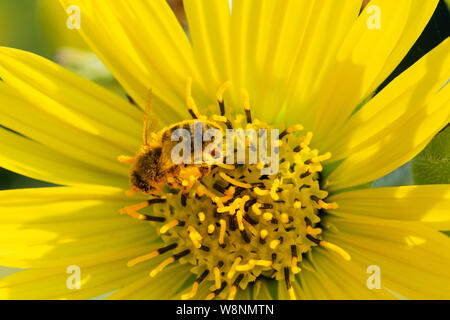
[120,82,350,300]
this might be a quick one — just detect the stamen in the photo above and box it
[242,89,252,124]
[253,187,270,196]
[118,155,134,164]
[227,256,243,279]
[249,259,272,267]
[149,249,190,278]
[180,269,209,299]
[186,78,202,119]
[160,219,182,234]
[219,219,227,246]
[270,179,280,201]
[197,211,206,222]
[311,152,332,163]
[291,245,301,274]
[219,172,252,189]
[214,266,222,289]
[236,210,245,231]
[284,268,296,300]
[208,224,215,234]
[280,213,290,224]
[319,241,351,261]
[127,243,178,267]
[216,81,232,101]
[227,274,244,300]
[252,202,262,215]
[270,239,280,249]
[187,226,203,249]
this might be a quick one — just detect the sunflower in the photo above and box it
[0,0,449,300]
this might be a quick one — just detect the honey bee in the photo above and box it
[119,90,225,195]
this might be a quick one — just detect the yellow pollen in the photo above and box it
[270,239,280,249]
[236,210,245,231]
[286,124,304,134]
[117,155,134,164]
[291,257,301,274]
[188,226,203,249]
[254,187,270,196]
[219,219,226,245]
[260,229,268,239]
[263,212,273,221]
[280,213,290,224]
[181,282,199,300]
[219,172,252,189]
[150,256,175,278]
[227,286,237,300]
[214,267,221,289]
[127,251,158,267]
[252,202,262,215]
[320,241,351,261]
[160,219,180,234]
[256,162,265,170]
[207,224,215,234]
[300,132,313,149]
[311,152,332,163]
[227,257,243,279]
[197,212,206,222]
[288,287,296,300]
[235,263,255,272]
[318,200,339,210]
[249,259,272,267]
[270,179,280,201]
[242,89,250,111]
[216,81,232,102]
[293,201,302,209]
[306,226,322,236]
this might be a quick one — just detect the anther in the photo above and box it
[228,274,244,300]
[149,249,190,278]
[227,256,243,279]
[160,219,183,234]
[181,269,209,300]
[219,219,226,246]
[270,239,280,249]
[284,268,296,300]
[242,89,252,124]
[127,243,178,267]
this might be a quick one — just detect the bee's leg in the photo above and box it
[186,77,204,120]
[118,155,134,164]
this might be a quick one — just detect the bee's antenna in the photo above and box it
[143,89,152,146]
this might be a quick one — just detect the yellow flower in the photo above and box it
[0,0,449,300]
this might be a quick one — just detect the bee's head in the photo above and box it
[129,147,165,194]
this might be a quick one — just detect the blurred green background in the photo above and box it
[0,0,448,287]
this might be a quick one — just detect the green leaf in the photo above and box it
[411,125,450,184]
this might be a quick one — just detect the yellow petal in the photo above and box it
[184,0,231,105]
[328,185,450,230]
[0,187,155,268]
[313,0,440,145]
[325,215,450,299]
[283,0,361,127]
[0,250,160,299]
[0,128,128,187]
[325,38,450,161]
[0,47,141,154]
[107,263,192,300]
[326,81,450,190]
[299,249,394,299]
[60,0,202,124]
